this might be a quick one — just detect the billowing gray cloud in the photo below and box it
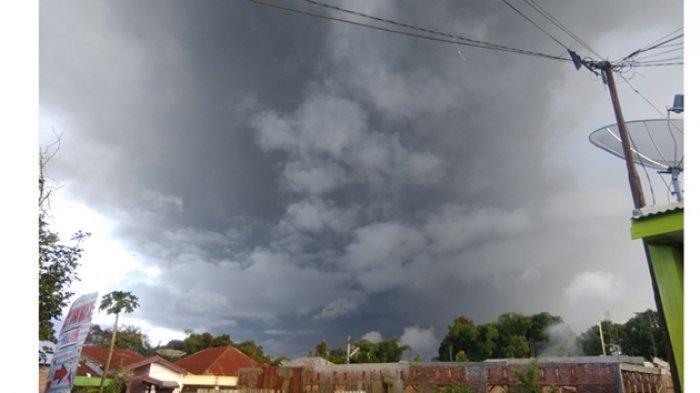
[41,0,681,358]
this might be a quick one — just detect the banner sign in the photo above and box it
[46,292,98,393]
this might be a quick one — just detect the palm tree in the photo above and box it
[98,291,139,393]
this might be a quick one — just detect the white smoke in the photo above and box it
[540,323,582,357]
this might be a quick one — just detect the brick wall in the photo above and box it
[238,357,673,393]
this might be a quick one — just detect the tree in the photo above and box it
[98,291,140,393]
[371,338,410,363]
[309,340,329,357]
[309,339,345,364]
[438,316,480,361]
[235,340,273,364]
[578,320,623,357]
[308,338,410,364]
[504,335,531,359]
[454,351,468,362]
[618,309,666,360]
[438,312,563,361]
[179,330,233,354]
[578,310,666,360]
[86,324,152,355]
[38,144,89,341]
[513,362,545,393]
[167,331,279,364]
[528,312,563,351]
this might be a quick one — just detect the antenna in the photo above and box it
[589,118,684,202]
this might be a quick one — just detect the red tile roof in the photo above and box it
[79,346,146,372]
[176,346,258,376]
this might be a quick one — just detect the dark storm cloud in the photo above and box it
[41,0,681,358]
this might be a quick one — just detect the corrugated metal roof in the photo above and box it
[632,202,683,219]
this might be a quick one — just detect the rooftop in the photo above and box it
[176,346,258,376]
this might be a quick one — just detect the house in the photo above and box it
[77,346,186,393]
[175,346,258,392]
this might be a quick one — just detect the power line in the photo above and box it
[628,62,683,68]
[618,74,683,141]
[632,47,682,61]
[618,74,667,117]
[639,27,683,51]
[246,0,570,61]
[499,0,570,50]
[293,0,568,60]
[620,33,683,61]
[520,0,603,59]
[631,57,684,65]
[614,27,682,63]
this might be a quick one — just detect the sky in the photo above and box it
[39,0,683,359]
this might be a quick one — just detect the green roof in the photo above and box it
[73,376,113,387]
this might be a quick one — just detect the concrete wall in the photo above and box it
[149,363,184,390]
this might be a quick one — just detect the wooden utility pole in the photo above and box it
[601,62,646,209]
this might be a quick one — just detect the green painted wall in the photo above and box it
[631,209,683,391]
[646,243,683,387]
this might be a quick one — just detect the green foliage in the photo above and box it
[176,330,235,354]
[103,368,132,393]
[454,351,468,362]
[308,338,411,364]
[38,157,89,341]
[86,324,153,355]
[505,335,531,358]
[166,331,278,364]
[513,362,543,393]
[270,355,290,366]
[99,291,140,315]
[438,385,476,393]
[438,312,563,361]
[578,309,666,360]
[528,312,563,344]
[309,340,329,357]
[235,339,275,364]
[618,309,665,360]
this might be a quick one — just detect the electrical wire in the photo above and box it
[520,0,603,59]
[499,0,570,50]
[246,0,570,62]
[618,74,683,138]
[653,41,683,50]
[657,172,673,204]
[618,74,666,117]
[632,47,682,62]
[629,58,684,66]
[620,33,683,61]
[639,27,683,51]
[292,0,570,60]
[624,61,683,68]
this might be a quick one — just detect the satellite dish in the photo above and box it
[589,118,683,201]
[156,348,187,359]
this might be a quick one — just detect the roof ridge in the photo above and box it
[206,346,231,374]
